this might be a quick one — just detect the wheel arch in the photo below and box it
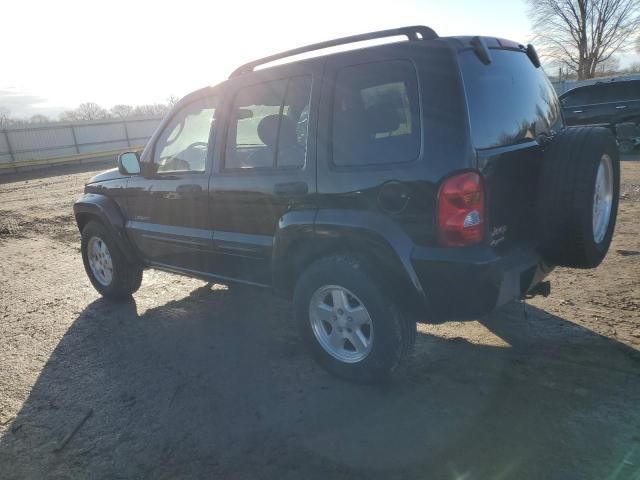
[272,209,430,320]
[74,193,142,265]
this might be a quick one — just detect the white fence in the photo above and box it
[0,116,163,169]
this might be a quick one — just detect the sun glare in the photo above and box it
[2,0,534,117]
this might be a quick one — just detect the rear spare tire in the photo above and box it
[537,127,620,268]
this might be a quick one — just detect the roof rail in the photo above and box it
[229,25,438,78]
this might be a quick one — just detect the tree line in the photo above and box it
[0,96,179,127]
[528,0,640,80]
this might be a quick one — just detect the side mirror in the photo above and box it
[118,151,141,175]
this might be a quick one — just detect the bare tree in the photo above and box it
[527,0,640,79]
[59,110,77,122]
[59,102,109,122]
[166,95,179,108]
[29,114,50,124]
[621,61,640,73]
[0,107,11,126]
[594,55,620,76]
[76,102,109,120]
[110,104,134,118]
[132,103,169,117]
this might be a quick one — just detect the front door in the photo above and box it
[561,84,611,126]
[126,94,217,271]
[208,61,321,285]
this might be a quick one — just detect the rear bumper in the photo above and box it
[410,244,553,321]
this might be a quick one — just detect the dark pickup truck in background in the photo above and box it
[560,78,640,153]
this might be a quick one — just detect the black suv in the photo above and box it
[560,79,640,151]
[74,26,620,382]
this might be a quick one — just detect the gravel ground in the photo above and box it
[0,159,639,480]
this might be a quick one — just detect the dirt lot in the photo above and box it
[0,160,639,479]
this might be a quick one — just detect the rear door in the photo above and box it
[459,47,564,248]
[315,47,434,243]
[610,81,640,123]
[208,61,321,285]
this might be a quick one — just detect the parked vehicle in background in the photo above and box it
[73,26,620,383]
[560,79,640,153]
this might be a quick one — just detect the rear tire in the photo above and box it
[81,220,143,300]
[293,255,415,384]
[537,127,620,269]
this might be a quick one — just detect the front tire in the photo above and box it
[293,255,414,383]
[81,220,143,300]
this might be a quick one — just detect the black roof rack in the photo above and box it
[229,25,438,78]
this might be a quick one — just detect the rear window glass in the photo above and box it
[332,60,421,166]
[459,49,563,149]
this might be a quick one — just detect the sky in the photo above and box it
[2,0,638,119]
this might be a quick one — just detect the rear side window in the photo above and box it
[611,81,640,102]
[332,60,421,166]
[600,84,626,103]
[460,49,563,149]
[624,81,640,100]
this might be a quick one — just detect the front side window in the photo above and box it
[154,96,216,173]
[225,76,312,170]
[561,87,590,107]
[332,60,421,167]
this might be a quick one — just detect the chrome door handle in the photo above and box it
[616,105,628,109]
[573,110,583,113]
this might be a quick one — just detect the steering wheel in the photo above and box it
[185,142,209,151]
[159,142,209,172]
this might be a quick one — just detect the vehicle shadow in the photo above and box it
[1,285,639,480]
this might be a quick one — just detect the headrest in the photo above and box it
[257,115,281,147]
[365,103,401,134]
[257,114,298,147]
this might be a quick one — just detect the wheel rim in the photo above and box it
[88,236,113,286]
[309,285,374,363]
[592,154,614,244]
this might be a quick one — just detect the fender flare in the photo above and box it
[272,208,430,317]
[73,193,141,265]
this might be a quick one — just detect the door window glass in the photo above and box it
[600,84,625,103]
[332,60,421,166]
[561,87,591,107]
[154,96,216,173]
[619,81,640,101]
[225,76,312,169]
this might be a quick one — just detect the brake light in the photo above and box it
[437,171,485,247]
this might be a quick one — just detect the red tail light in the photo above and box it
[437,171,485,247]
